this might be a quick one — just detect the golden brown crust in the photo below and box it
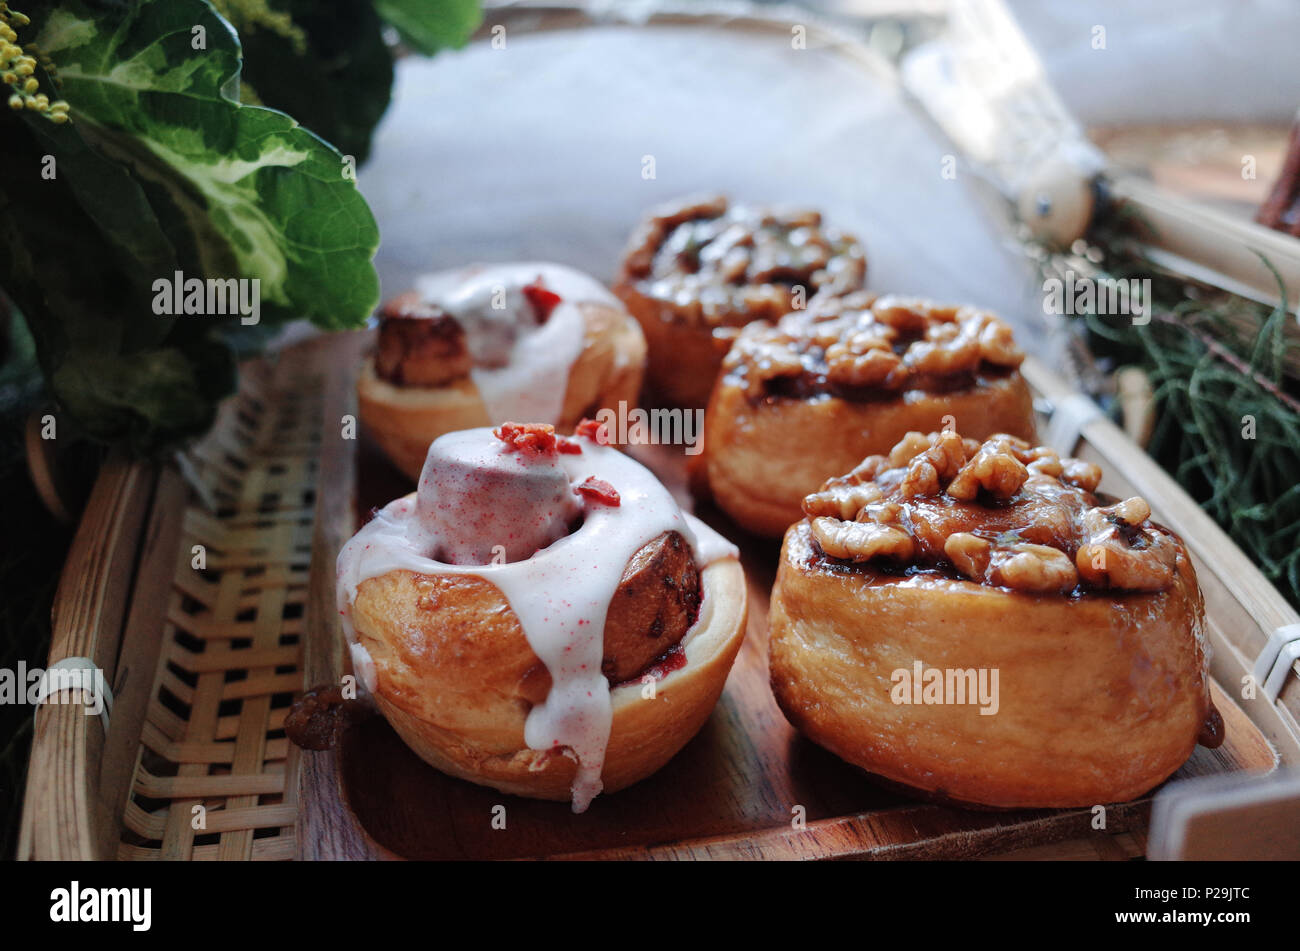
[704,373,1036,538]
[614,195,866,407]
[353,556,747,800]
[769,521,1213,808]
[359,300,647,480]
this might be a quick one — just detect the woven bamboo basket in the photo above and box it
[17,340,330,860]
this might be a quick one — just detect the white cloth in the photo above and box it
[359,19,1051,354]
[1006,0,1300,125]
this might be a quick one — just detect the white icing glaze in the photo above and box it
[410,263,621,426]
[335,426,738,812]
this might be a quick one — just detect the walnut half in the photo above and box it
[811,516,914,563]
[944,533,1079,593]
[1076,498,1177,591]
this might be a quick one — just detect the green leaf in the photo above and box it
[0,0,383,452]
[32,0,381,328]
[374,0,482,55]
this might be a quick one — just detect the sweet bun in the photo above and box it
[614,194,866,408]
[704,292,1036,537]
[359,263,646,480]
[768,430,1222,808]
[336,422,746,811]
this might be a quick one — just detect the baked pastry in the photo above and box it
[769,430,1223,809]
[335,421,747,811]
[614,195,866,408]
[704,292,1036,536]
[359,263,646,480]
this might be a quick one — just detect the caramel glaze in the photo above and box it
[812,457,1158,594]
[291,530,700,750]
[757,366,1019,405]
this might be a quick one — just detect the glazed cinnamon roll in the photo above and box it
[359,263,646,480]
[614,195,866,408]
[769,430,1222,809]
[703,292,1036,537]
[336,422,747,812]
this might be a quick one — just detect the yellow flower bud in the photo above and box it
[22,75,35,93]
[1,71,14,84]
[23,94,37,109]
[33,92,47,108]
[7,93,21,110]
[15,60,32,76]
[49,111,67,124]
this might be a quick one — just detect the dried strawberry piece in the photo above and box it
[494,422,557,454]
[575,477,620,506]
[575,417,611,445]
[523,278,562,322]
[556,436,582,454]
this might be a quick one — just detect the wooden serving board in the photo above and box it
[296,330,1278,860]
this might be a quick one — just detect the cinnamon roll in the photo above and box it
[769,430,1222,809]
[359,263,646,480]
[336,422,747,811]
[614,195,866,408]
[704,293,1036,536]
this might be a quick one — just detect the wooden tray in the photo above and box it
[296,329,1291,861]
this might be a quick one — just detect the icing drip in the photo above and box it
[412,263,621,425]
[336,426,738,812]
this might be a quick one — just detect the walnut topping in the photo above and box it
[1061,459,1102,491]
[990,543,1079,592]
[976,314,1025,366]
[946,440,1029,501]
[942,533,1078,592]
[730,333,806,397]
[1075,499,1177,591]
[803,481,884,519]
[825,330,905,387]
[810,516,914,563]
[900,430,969,498]
[724,292,1025,399]
[803,430,1181,594]
[619,195,866,329]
